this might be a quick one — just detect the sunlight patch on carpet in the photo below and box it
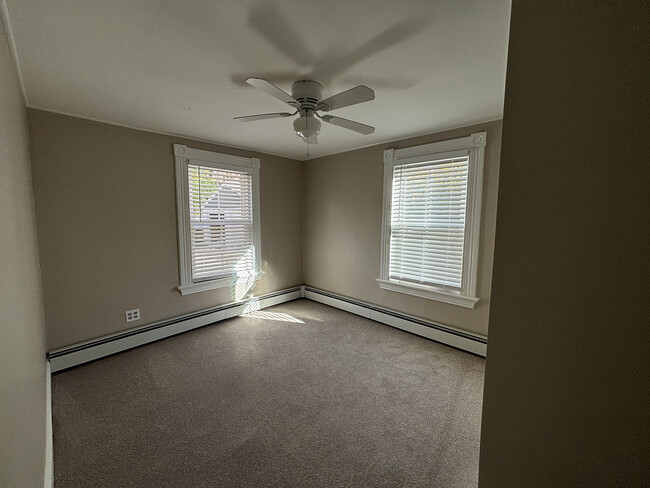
[245,310,304,323]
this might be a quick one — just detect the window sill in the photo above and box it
[178,271,262,296]
[376,279,479,309]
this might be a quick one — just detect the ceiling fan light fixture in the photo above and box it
[293,114,321,139]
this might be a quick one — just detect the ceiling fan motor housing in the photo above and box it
[291,80,322,109]
[292,81,323,139]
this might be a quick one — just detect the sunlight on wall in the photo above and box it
[233,277,256,302]
[230,247,258,302]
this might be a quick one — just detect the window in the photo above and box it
[174,145,261,295]
[377,132,487,308]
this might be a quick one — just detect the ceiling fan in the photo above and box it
[234,78,375,144]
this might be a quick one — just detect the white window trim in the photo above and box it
[174,144,262,295]
[377,132,487,309]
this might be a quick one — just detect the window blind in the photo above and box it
[389,155,469,290]
[187,163,255,282]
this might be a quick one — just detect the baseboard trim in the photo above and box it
[303,286,487,357]
[48,284,485,371]
[48,287,302,372]
[44,360,53,488]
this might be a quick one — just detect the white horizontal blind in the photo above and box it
[188,163,255,282]
[389,155,469,290]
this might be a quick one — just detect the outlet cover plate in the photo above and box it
[125,309,140,322]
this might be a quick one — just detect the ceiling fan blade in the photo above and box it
[302,135,318,144]
[234,112,293,122]
[246,78,299,107]
[317,85,375,112]
[321,115,375,135]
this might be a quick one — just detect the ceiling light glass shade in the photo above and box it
[293,115,321,139]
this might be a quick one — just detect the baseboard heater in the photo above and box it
[49,284,486,372]
[302,286,487,357]
[48,287,302,372]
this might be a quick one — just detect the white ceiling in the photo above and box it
[4,0,511,160]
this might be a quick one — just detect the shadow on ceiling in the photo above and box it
[230,2,429,90]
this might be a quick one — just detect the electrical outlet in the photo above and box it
[125,309,140,322]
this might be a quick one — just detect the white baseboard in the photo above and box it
[48,287,301,372]
[44,360,53,488]
[48,284,485,373]
[303,286,487,356]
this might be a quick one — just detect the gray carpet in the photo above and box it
[52,299,485,487]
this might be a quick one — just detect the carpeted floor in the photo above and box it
[52,299,485,487]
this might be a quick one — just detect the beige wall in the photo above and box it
[304,121,502,336]
[479,2,649,486]
[0,19,47,488]
[28,110,303,350]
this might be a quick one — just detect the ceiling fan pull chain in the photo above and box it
[306,140,310,157]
